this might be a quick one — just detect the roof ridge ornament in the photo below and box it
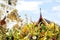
[36,8,42,26]
[40,8,42,20]
[36,8,48,26]
[37,8,42,24]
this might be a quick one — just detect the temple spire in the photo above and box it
[36,8,42,26]
[40,8,41,14]
[40,8,42,19]
[36,8,49,26]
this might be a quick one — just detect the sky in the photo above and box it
[16,0,60,25]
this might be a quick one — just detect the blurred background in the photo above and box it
[0,0,60,28]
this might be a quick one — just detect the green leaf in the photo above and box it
[42,25,46,31]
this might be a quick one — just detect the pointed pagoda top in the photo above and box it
[36,8,42,25]
[40,8,42,19]
[40,8,41,14]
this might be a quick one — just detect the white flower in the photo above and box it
[32,36,37,40]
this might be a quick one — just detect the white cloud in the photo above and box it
[52,6,60,17]
[55,0,60,2]
[43,0,53,3]
[52,6,60,12]
[16,1,43,12]
[51,6,60,25]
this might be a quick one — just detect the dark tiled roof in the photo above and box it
[44,19,50,24]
